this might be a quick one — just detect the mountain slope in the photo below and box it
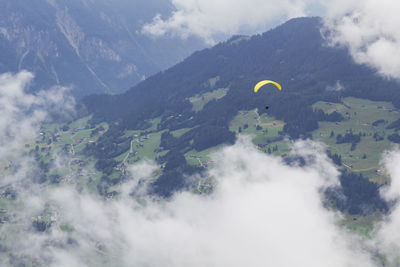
[74,17,400,202]
[84,17,400,135]
[0,0,204,97]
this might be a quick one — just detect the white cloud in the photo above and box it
[323,0,400,80]
[5,72,400,266]
[142,0,400,81]
[142,0,318,44]
[2,137,377,266]
[326,80,345,91]
[0,71,75,163]
[124,160,158,197]
[373,149,400,265]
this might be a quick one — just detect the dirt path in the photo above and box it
[122,138,137,164]
[69,137,75,155]
[254,109,261,125]
[342,162,377,172]
[262,121,284,127]
[352,167,377,172]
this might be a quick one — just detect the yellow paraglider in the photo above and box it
[254,80,282,110]
[254,80,282,93]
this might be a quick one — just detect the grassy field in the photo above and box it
[127,130,168,163]
[26,114,171,188]
[183,109,287,168]
[1,96,399,266]
[14,95,400,184]
[207,76,220,88]
[171,127,193,138]
[116,117,168,163]
[312,97,399,181]
[2,95,400,264]
[189,87,229,111]
[340,212,382,238]
[225,97,400,181]
[185,146,221,167]
[229,109,285,144]
[14,96,400,190]
[146,117,162,131]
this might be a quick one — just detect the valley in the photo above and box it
[17,95,398,197]
[2,14,400,266]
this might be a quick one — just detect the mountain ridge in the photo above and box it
[75,17,400,199]
[0,0,205,97]
[83,16,400,134]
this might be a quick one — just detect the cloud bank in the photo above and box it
[0,72,383,265]
[141,0,318,44]
[1,134,376,266]
[2,72,400,266]
[323,0,400,80]
[374,150,400,265]
[0,73,75,196]
[142,0,400,81]
[0,71,75,184]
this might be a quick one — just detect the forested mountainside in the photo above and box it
[0,0,204,97]
[70,17,399,209]
[84,17,400,135]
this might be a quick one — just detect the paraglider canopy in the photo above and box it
[254,80,282,93]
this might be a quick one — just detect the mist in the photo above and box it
[0,72,395,266]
